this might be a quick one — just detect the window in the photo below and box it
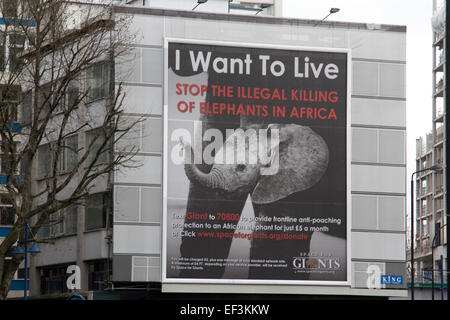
[37,205,78,239]
[52,80,80,114]
[85,192,111,231]
[85,128,110,166]
[422,219,429,237]
[66,81,80,110]
[59,135,78,172]
[0,140,18,174]
[0,85,20,122]
[0,31,29,73]
[37,214,50,239]
[20,90,32,124]
[2,0,18,17]
[0,194,14,225]
[9,33,25,72]
[64,205,78,235]
[50,211,65,237]
[38,79,80,119]
[37,143,52,179]
[37,134,79,179]
[0,33,5,71]
[39,264,72,295]
[86,63,112,102]
[88,260,110,291]
[435,223,441,246]
[19,150,30,179]
[37,83,51,120]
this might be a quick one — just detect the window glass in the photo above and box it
[86,128,109,166]
[59,135,78,172]
[20,90,32,124]
[50,211,64,236]
[9,33,25,72]
[39,264,72,295]
[38,84,51,120]
[0,140,17,174]
[64,205,77,235]
[0,194,14,225]
[67,82,80,109]
[85,192,111,231]
[0,33,5,71]
[66,135,78,171]
[87,260,109,291]
[37,214,50,239]
[86,63,111,102]
[37,144,52,179]
[2,0,18,17]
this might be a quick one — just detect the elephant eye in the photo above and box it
[236,164,246,172]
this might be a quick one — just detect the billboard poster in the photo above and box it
[163,40,349,284]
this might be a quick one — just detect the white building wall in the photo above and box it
[112,7,407,295]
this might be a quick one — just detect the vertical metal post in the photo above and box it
[431,243,435,300]
[440,255,444,300]
[445,0,449,302]
[24,222,29,300]
[411,176,415,300]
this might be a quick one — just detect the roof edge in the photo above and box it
[113,5,407,33]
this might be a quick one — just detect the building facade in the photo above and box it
[413,0,447,297]
[110,2,407,298]
[0,0,34,298]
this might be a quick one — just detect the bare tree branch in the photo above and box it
[0,0,138,299]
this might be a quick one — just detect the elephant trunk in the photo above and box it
[182,142,225,190]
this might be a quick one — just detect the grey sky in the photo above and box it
[282,0,434,181]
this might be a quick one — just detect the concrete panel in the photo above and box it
[352,128,377,162]
[351,165,406,194]
[385,262,407,289]
[129,15,164,46]
[378,130,405,164]
[141,187,162,223]
[114,225,161,254]
[164,16,187,39]
[115,117,141,153]
[142,117,163,153]
[349,30,406,61]
[379,63,406,98]
[84,230,109,260]
[165,16,347,49]
[33,236,77,267]
[119,85,162,115]
[351,98,406,127]
[352,195,377,229]
[378,196,405,231]
[352,194,405,232]
[352,61,379,96]
[142,48,163,84]
[113,255,132,282]
[131,256,161,282]
[116,47,141,83]
[351,232,405,261]
[144,0,227,12]
[114,186,140,222]
[352,261,385,288]
[114,155,162,184]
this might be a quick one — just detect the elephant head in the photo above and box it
[181,123,329,204]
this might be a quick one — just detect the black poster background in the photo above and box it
[165,42,348,283]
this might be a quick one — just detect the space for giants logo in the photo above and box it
[292,253,342,274]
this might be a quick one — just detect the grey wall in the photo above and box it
[112,8,407,295]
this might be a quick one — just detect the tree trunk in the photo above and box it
[0,256,22,300]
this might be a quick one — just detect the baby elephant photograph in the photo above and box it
[175,122,339,281]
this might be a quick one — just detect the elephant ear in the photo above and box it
[251,124,329,204]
